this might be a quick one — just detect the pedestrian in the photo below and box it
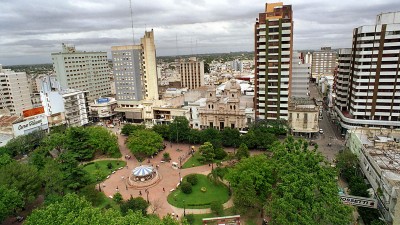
[176,215,179,220]
[163,187,165,192]
[139,191,142,195]
[126,185,128,190]
[121,176,124,180]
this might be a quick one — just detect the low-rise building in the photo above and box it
[89,97,118,122]
[347,128,400,224]
[288,97,320,138]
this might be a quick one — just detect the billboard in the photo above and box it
[13,114,49,137]
[340,195,377,208]
[97,98,110,104]
[23,106,45,118]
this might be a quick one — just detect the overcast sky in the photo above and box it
[1,0,399,65]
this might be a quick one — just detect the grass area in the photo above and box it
[167,174,230,209]
[82,160,126,183]
[182,151,204,168]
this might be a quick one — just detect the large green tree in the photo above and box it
[198,142,215,165]
[121,124,146,136]
[86,126,120,157]
[0,161,41,203]
[0,185,24,222]
[64,127,93,161]
[127,130,163,160]
[221,128,241,147]
[25,194,185,225]
[236,143,249,160]
[169,117,190,143]
[200,128,222,148]
[152,124,170,140]
[120,197,149,216]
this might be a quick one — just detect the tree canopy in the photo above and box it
[25,194,185,225]
[127,129,163,160]
[121,124,146,136]
[226,137,353,224]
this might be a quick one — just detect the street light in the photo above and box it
[145,189,149,203]
[179,171,182,184]
[183,200,186,216]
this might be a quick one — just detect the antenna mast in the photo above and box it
[129,0,135,45]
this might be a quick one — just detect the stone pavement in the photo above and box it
[100,132,235,217]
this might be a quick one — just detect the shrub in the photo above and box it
[214,148,227,160]
[186,174,198,185]
[113,192,123,203]
[210,201,224,216]
[107,162,113,169]
[200,187,207,192]
[163,152,171,162]
[181,181,192,194]
[185,214,195,225]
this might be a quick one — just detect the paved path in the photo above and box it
[99,131,236,217]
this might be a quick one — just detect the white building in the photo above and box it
[89,97,118,121]
[347,128,400,224]
[178,57,205,90]
[52,43,111,102]
[334,11,400,133]
[291,52,310,98]
[0,65,33,116]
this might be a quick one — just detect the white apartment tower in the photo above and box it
[255,2,293,120]
[112,30,158,106]
[334,11,400,132]
[291,52,310,98]
[178,57,205,89]
[51,44,111,102]
[0,65,33,116]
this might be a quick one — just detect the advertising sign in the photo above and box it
[13,114,49,137]
[97,98,110,104]
[340,195,377,208]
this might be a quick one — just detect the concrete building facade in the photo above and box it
[0,65,33,116]
[288,97,319,137]
[255,2,293,120]
[334,12,400,132]
[311,47,337,81]
[291,52,310,98]
[51,44,111,101]
[178,57,205,90]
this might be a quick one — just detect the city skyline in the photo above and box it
[1,0,399,65]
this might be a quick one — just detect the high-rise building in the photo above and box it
[255,2,293,120]
[291,52,310,98]
[311,47,337,82]
[51,44,111,102]
[0,65,33,116]
[112,30,158,107]
[178,57,205,89]
[334,11,400,132]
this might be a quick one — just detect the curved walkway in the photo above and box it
[98,127,261,217]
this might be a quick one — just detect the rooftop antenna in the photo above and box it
[129,0,135,45]
[190,37,193,55]
[176,34,179,58]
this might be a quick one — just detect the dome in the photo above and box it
[132,165,154,177]
[224,79,241,91]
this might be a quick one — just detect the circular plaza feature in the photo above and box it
[128,165,161,189]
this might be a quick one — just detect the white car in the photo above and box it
[319,129,324,134]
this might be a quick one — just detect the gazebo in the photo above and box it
[131,165,155,181]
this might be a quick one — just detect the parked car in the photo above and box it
[319,129,324,134]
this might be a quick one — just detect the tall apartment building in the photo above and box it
[52,44,111,102]
[0,65,33,116]
[178,57,205,89]
[334,11,400,132]
[255,2,293,120]
[291,52,310,98]
[311,47,337,81]
[112,30,158,107]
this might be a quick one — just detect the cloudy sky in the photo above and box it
[1,0,399,65]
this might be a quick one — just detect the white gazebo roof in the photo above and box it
[132,165,153,177]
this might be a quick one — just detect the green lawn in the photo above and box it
[182,151,204,168]
[82,160,126,183]
[167,174,230,209]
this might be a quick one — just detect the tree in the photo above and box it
[181,181,193,194]
[0,153,13,167]
[64,127,93,161]
[113,192,123,204]
[210,201,224,216]
[3,130,46,156]
[169,117,190,143]
[186,174,198,185]
[152,124,170,140]
[127,130,163,160]
[121,124,145,136]
[236,143,249,160]
[0,161,41,203]
[198,142,215,165]
[204,62,210,73]
[86,127,120,157]
[25,194,184,225]
[221,128,241,147]
[57,152,90,191]
[40,159,65,195]
[0,185,24,222]
[120,197,149,216]
[200,128,222,149]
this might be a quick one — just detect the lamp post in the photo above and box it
[179,171,181,184]
[183,200,186,216]
[145,189,149,203]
